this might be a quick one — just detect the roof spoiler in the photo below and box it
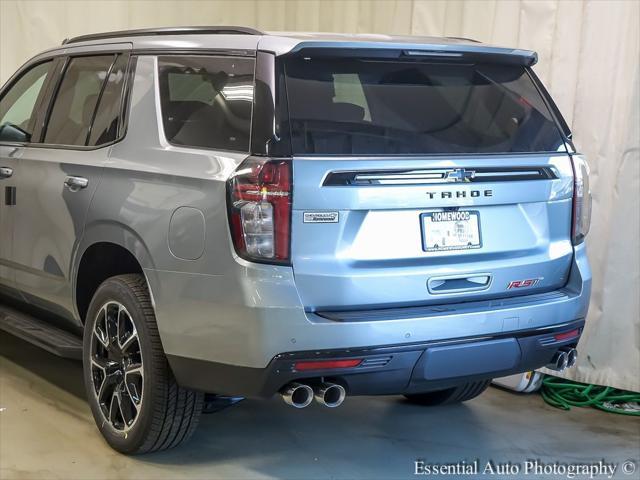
[281,42,538,66]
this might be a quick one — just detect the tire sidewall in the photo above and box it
[82,276,159,454]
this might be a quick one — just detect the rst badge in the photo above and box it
[507,278,542,289]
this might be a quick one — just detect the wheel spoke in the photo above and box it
[94,306,110,348]
[96,371,119,404]
[125,363,143,376]
[91,356,109,372]
[124,363,143,407]
[119,329,139,353]
[108,389,124,426]
[124,382,142,410]
[96,376,108,404]
[119,388,138,424]
[105,304,119,347]
[91,356,108,401]
[116,306,139,353]
[93,373,106,402]
[115,303,123,346]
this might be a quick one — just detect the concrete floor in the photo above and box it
[0,333,638,480]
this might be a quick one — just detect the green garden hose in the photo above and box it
[541,375,640,416]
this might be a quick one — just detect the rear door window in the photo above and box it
[283,57,565,155]
[44,55,116,146]
[157,56,255,152]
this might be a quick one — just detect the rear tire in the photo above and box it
[82,274,204,454]
[404,380,491,406]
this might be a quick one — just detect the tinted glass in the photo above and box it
[0,61,52,142]
[284,57,564,155]
[88,54,128,146]
[158,56,254,151]
[44,55,114,146]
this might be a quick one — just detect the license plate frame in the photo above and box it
[420,210,482,252]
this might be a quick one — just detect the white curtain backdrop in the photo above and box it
[1,0,638,392]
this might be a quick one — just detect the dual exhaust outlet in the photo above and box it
[547,347,578,372]
[281,382,346,409]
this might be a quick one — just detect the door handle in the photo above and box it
[0,167,13,179]
[428,273,492,294]
[64,176,89,192]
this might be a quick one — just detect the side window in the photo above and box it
[158,56,255,151]
[88,54,128,146]
[0,61,52,143]
[44,55,115,146]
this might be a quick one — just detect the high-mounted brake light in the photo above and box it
[227,157,292,264]
[570,155,592,245]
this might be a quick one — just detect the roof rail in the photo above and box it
[445,36,481,43]
[62,26,263,45]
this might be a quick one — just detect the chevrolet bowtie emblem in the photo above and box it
[445,168,475,182]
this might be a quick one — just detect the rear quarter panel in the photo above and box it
[83,55,251,305]
[82,55,305,368]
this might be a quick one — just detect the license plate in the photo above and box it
[421,210,481,252]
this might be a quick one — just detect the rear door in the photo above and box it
[283,54,574,311]
[11,49,131,319]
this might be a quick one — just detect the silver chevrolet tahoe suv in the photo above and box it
[0,27,592,454]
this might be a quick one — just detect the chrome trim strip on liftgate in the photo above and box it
[323,166,557,186]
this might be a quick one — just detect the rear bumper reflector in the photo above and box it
[293,359,363,371]
[553,328,581,341]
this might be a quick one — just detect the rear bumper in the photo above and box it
[167,319,584,397]
[150,243,590,370]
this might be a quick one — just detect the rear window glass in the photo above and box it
[158,56,255,152]
[283,58,564,155]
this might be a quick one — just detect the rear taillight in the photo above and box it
[227,157,292,264]
[570,155,592,245]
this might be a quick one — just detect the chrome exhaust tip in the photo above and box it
[565,348,578,368]
[281,382,314,408]
[547,351,568,371]
[314,382,346,408]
